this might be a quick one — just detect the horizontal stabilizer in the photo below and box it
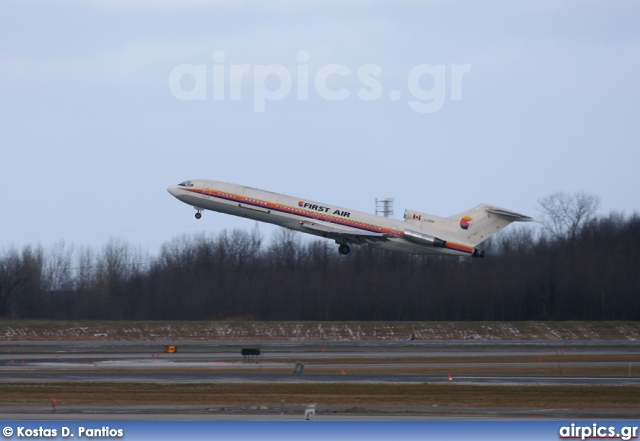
[486,208,534,222]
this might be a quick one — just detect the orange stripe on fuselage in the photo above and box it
[184,187,403,237]
[444,242,474,253]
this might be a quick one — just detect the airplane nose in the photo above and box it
[167,185,179,197]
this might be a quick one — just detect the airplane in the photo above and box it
[167,179,533,257]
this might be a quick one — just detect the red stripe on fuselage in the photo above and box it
[184,188,403,237]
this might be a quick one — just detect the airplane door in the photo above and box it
[203,182,212,198]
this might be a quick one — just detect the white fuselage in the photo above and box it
[168,179,481,256]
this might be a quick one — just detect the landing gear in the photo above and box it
[338,244,351,255]
[195,212,202,219]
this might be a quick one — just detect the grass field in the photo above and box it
[1,382,638,410]
[2,320,640,341]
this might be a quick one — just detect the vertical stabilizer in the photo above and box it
[447,204,533,246]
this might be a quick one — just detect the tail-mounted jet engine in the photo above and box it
[403,230,446,247]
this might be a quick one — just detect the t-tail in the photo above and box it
[447,203,534,248]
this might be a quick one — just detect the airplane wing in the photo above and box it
[299,221,388,244]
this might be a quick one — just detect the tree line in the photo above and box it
[1,194,639,321]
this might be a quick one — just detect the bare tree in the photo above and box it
[537,191,600,242]
[266,228,300,268]
[0,246,43,317]
[494,224,537,253]
[42,241,74,292]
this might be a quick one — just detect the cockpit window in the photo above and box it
[179,181,194,187]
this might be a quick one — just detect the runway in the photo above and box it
[2,370,640,386]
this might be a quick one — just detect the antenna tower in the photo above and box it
[375,198,394,217]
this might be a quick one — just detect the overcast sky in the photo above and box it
[1,1,638,255]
